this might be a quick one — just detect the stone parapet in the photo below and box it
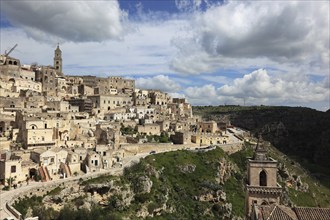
[247,185,282,195]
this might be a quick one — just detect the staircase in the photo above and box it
[64,163,72,177]
[38,166,47,182]
[43,166,51,181]
[60,162,72,177]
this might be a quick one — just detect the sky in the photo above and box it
[0,0,329,111]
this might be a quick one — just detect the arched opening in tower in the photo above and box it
[259,170,267,186]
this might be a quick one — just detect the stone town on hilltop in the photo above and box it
[0,45,241,186]
[1,46,330,220]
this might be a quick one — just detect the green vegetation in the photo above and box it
[13,195,43,218]
[14,137,330,219]
[120,125,137,135]
[57,205,122,220]
[119,148,244,219]
[193,105,330,185]
[47,186,62,196]
[229,144,254,172]
[80,174,116,186]
[146,132,171,143]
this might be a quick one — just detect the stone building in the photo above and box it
[53,44,63,75]
[245,137,282,218]
[170,98,193,119]
[35,66,58,96]
[0,55,21,81]
[170,132,191,144]
[197,121,218,133]
[0,154,25,185]
[88,94,132,115]
[84,151,102,172]
[191,132,229,145]
[149,90,171,106]
[133,89,150,106]
[68,98,93,114]
[137,124,161,135]
[246,137,330,220]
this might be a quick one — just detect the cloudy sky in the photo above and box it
[1,0,329,111]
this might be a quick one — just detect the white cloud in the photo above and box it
[0,18,186,76]
[182,69,329,109]
[168,92,186,99]
[184,84,219,105]
[171,1,330,75]
[1,1,328,111]
[1,1,128,42]
[218,69,329,104]
[135,75,181,92]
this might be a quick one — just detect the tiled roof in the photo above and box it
[294,207,330,220]
[259,204,275,219]
[259,205,296,220]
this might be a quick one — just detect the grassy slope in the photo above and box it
[193,106,330,186]
[14,143,329,219]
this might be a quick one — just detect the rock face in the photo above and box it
[84,181,114,195]
[177,164,196,173]
[217,158,236,185]
[212,203,233,219]
[134,176,153,194]
[197,190,226,203]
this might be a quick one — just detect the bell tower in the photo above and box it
[245,135,282,219]
[54,43,62,75]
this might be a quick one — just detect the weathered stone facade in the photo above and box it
[245,138,282,218]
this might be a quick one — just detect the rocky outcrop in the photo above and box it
[84,181,115,195]
[177,164,196,173]
[217,158,236,185]
[133,176,153,194]
[195,190,226,203]
[212,202,233,219]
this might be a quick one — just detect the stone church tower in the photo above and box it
[245,136,282,218]
[54,44,62,75]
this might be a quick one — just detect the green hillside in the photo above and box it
[14,142,330,220]
[193,106,330,180]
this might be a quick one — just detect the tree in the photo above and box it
[6,176,15,189]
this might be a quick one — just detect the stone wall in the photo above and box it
[120,143,197,155]
[120,142,243,155]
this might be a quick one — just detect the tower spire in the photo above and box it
[253,133,267,160]
[54,44,62,74]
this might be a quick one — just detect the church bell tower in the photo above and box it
[54,43,62,75]
[245,135,282,219]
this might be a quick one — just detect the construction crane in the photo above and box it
[4,44,18,57]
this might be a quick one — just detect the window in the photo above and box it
[259,170,267,186]
[11,165,16,173]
